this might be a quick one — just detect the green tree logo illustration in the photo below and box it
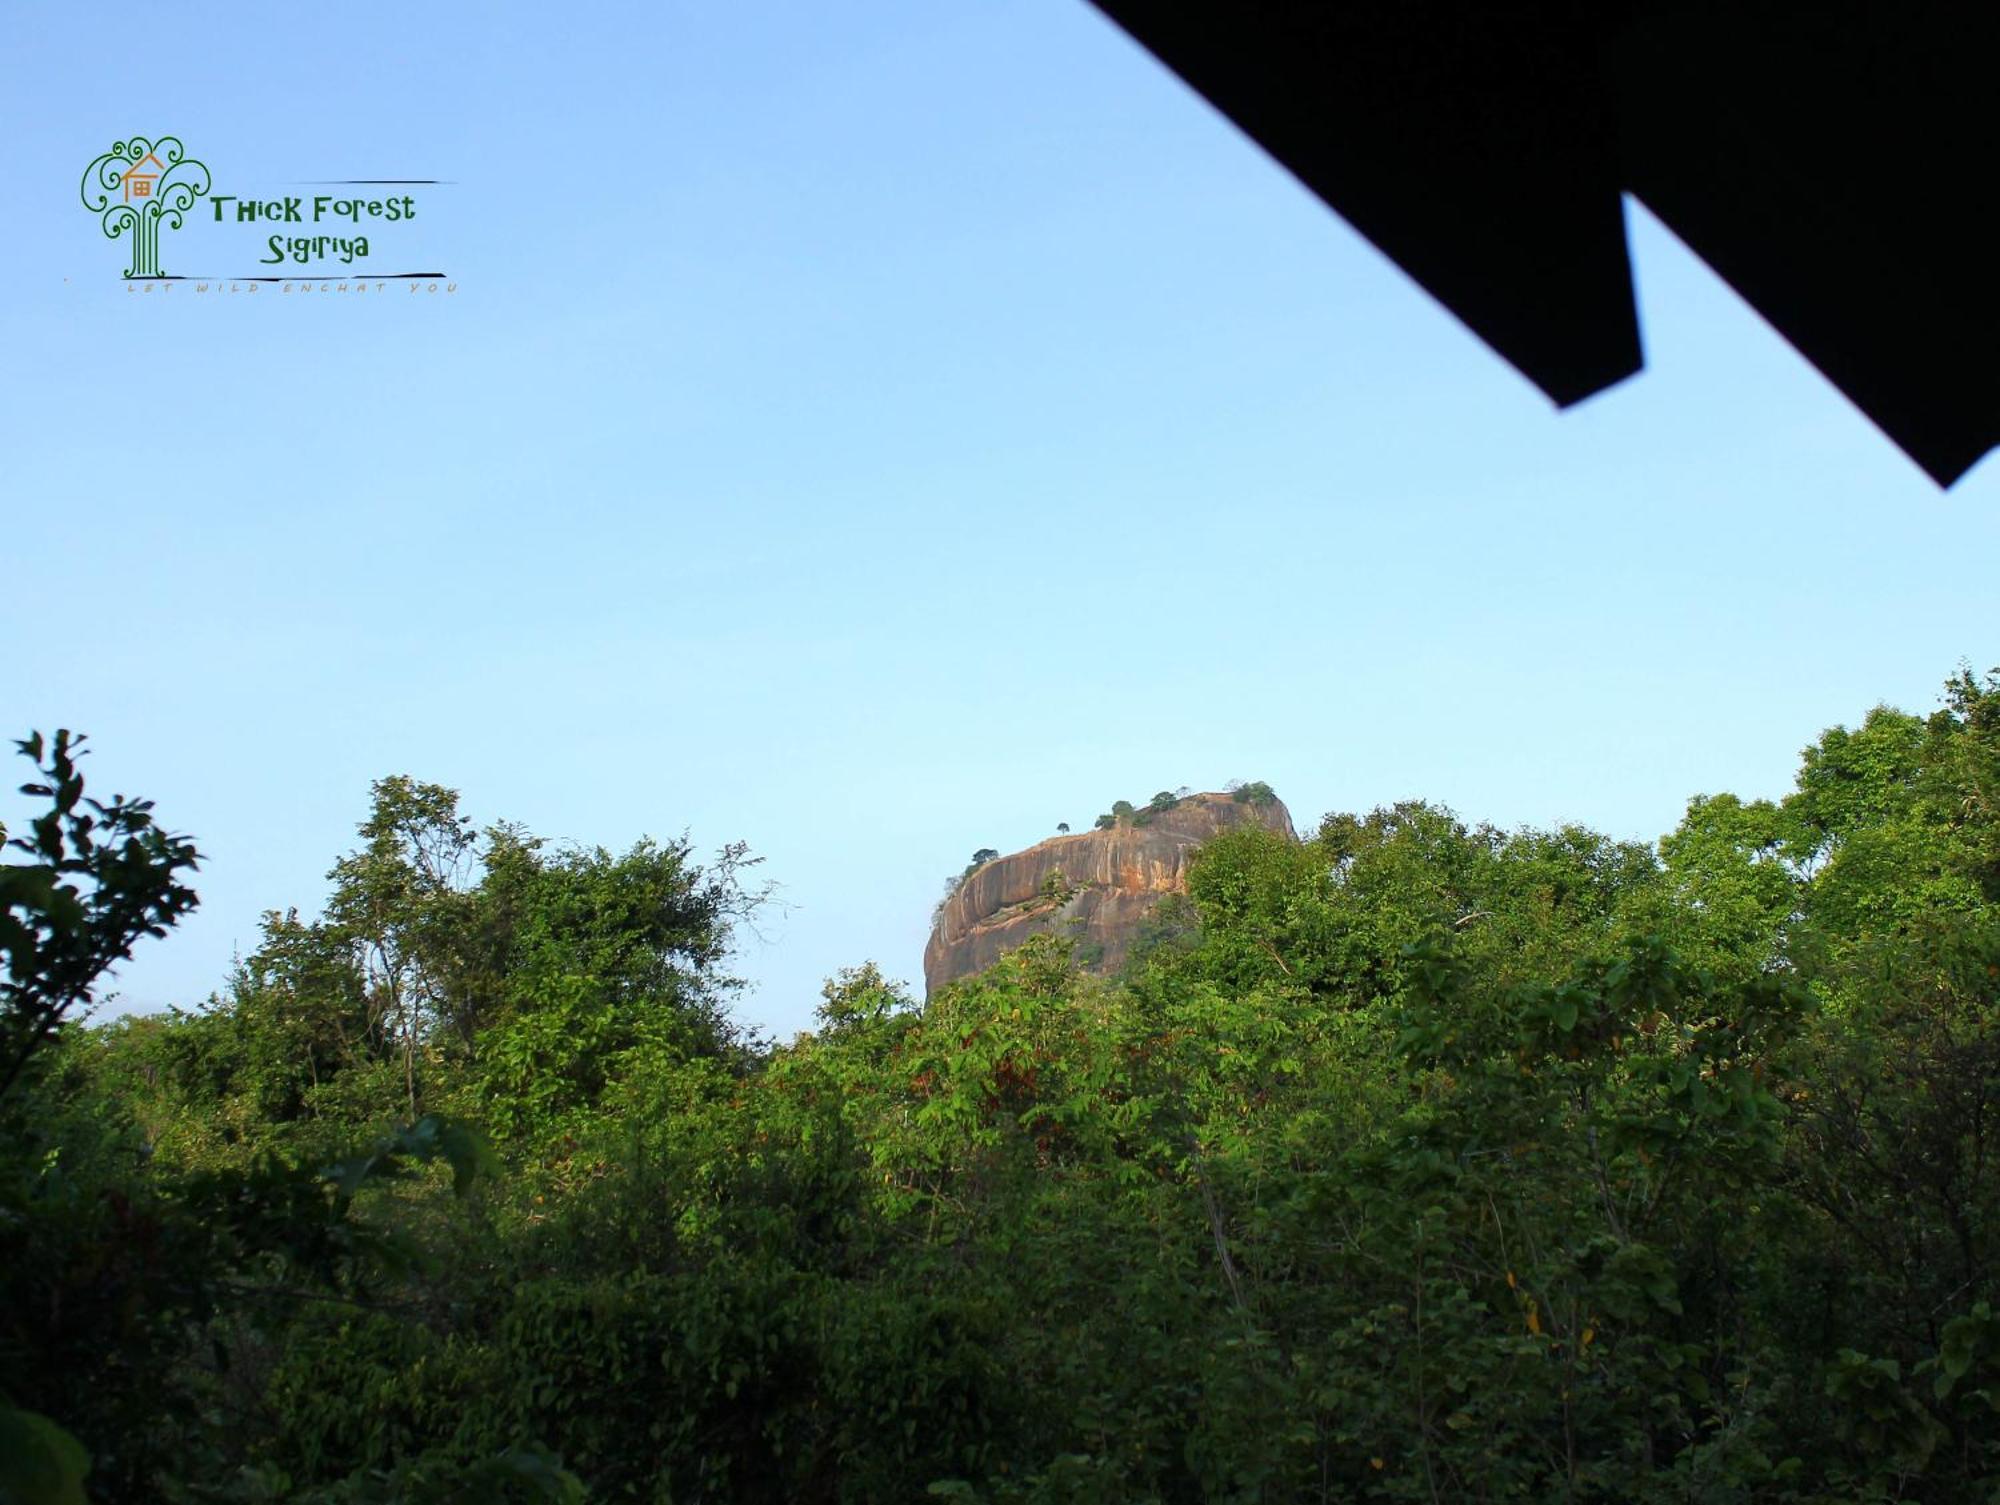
[81,138,211,277]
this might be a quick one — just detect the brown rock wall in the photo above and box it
[923,792,1296,993]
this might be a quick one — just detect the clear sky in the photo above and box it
[4,0,1996,1039]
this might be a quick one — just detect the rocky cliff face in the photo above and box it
[923,792,1297,994]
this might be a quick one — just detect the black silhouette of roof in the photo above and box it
[1090,1,2000,486]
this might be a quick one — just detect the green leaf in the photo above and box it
[0,1407,90,1505]
[435,1117,501,1197]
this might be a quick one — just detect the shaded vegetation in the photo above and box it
[5,671,2000,1502]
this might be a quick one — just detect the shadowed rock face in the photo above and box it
[923,792,1297,994]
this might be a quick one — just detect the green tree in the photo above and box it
[0,731,199,1103]
[20,670,2000,1503]
[323,776,479,1118]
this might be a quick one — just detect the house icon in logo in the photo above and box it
[120,151,164,201]
[82,137,211,277]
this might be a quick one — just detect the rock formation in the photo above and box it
[924,791,1297,994]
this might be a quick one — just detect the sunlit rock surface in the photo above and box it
[923,792,1297,994]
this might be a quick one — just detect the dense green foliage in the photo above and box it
[5,672,1999,1502]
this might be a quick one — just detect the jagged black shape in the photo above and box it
[1091,1,2000,486]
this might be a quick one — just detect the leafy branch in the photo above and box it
[0,730,200,1103]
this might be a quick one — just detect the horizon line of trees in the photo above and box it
[4,671,1998,1501]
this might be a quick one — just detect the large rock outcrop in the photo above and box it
[924,792,1297,994]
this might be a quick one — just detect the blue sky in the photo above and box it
[4,0,1995,1038]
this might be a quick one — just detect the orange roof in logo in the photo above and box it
[120,152,164,200]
